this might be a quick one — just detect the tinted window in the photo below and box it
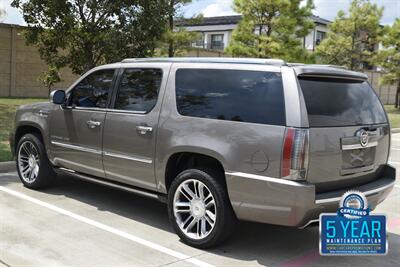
[70,69,115,108]
[299,77,387,127]
[115,69,162,112]
[175,69,285,125]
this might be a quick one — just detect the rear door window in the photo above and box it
[114,68,163,113]
[299,77,387,127]
[175,69,285,125]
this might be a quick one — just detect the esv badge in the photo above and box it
[319,191,387,255]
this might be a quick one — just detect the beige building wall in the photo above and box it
[0,23,78,98]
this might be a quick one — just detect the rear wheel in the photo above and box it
[16,133,56,189]
[168,169,236,248]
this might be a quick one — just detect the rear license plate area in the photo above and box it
[342,147,376,171]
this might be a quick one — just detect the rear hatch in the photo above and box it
[298,75,390,193]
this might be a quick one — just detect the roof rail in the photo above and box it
[287,63,348,70]
[121,57,286,66]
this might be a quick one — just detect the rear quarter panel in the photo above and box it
[155,63,286,193]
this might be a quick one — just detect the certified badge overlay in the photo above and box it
[320,191,387,255]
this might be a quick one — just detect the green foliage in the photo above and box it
[375,19,400,85]
[11,0,168,75]
[159,0,199,57]
[225,0,315,61]
[38,65,62,94]
[156,27,200,57]
[374,19,400,107]
[316,0,383,70]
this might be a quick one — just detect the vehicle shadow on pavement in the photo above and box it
[1,173,399,266]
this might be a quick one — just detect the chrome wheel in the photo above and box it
[18,141,40,183]
[173,179,216,240]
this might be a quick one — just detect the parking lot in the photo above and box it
[0,137,399,267]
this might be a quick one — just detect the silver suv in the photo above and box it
[10,58,396,248]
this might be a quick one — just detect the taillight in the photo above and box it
[281,127,309,180]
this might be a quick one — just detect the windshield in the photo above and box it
[299,77,387,127]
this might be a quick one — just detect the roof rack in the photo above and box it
[121,57,286,66]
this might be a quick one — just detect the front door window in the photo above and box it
[69,69,115,108]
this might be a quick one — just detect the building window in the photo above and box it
[210,34,224,50]
[316,31,326,46]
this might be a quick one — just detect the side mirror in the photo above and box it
[50,90,66,105]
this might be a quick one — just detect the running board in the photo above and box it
[56,167,166,203]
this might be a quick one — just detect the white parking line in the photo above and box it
[0,185,214,267]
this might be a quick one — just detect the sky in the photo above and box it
[1,0,399,26]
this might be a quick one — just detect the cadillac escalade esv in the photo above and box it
[10,58,396,248]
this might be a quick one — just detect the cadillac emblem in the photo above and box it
[359,129,369,147]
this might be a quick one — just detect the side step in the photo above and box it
[56,168,167,203]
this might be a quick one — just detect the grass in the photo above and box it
[0,98,47,162]
[384,105,400,129]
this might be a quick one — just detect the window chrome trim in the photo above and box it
[50,141,102,155]
[315,181,395,204]
[103,151,153,164]
[106,109,147,115]
[225,171,305,186]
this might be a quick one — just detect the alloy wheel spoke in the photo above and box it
[181,184,195,201]
[205,210,216,222]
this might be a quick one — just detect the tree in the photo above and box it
[375,19,400,108]
[158,0,200,57]
[39,65,62,95]
[316,0,383,71]
[11,0,168,75]
[225,0,315,62]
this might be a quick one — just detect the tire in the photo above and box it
[168,168,236,248]
[16,133,56,189]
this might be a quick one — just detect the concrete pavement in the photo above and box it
[0,136,399,267]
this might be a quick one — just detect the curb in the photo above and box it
[0,161,16,173]
[392,128,400,134]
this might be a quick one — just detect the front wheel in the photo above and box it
[16,133,56,189]
[168,169,236,248]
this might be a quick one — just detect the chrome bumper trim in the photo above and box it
[298,219,319,229]
[315,181,395,204]
[225,171,305,187]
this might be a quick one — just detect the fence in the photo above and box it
[364,71,398,105]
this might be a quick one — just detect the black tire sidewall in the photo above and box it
[16,133,53,189]
[168,169,233,248]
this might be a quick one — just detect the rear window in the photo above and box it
[299,77,387,127]
[175,69,285,125]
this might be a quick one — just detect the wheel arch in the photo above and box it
[14,123,45,155]
[163,150,227,193]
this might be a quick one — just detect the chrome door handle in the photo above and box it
[86,120,101,129]
[136,126,153,135]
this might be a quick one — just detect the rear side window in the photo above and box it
[175,69,285,125]
[299,77,387,127]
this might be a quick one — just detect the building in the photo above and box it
[176,15,330,52]
[0,23,77,97]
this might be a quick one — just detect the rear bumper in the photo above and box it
[225,165,396,227]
